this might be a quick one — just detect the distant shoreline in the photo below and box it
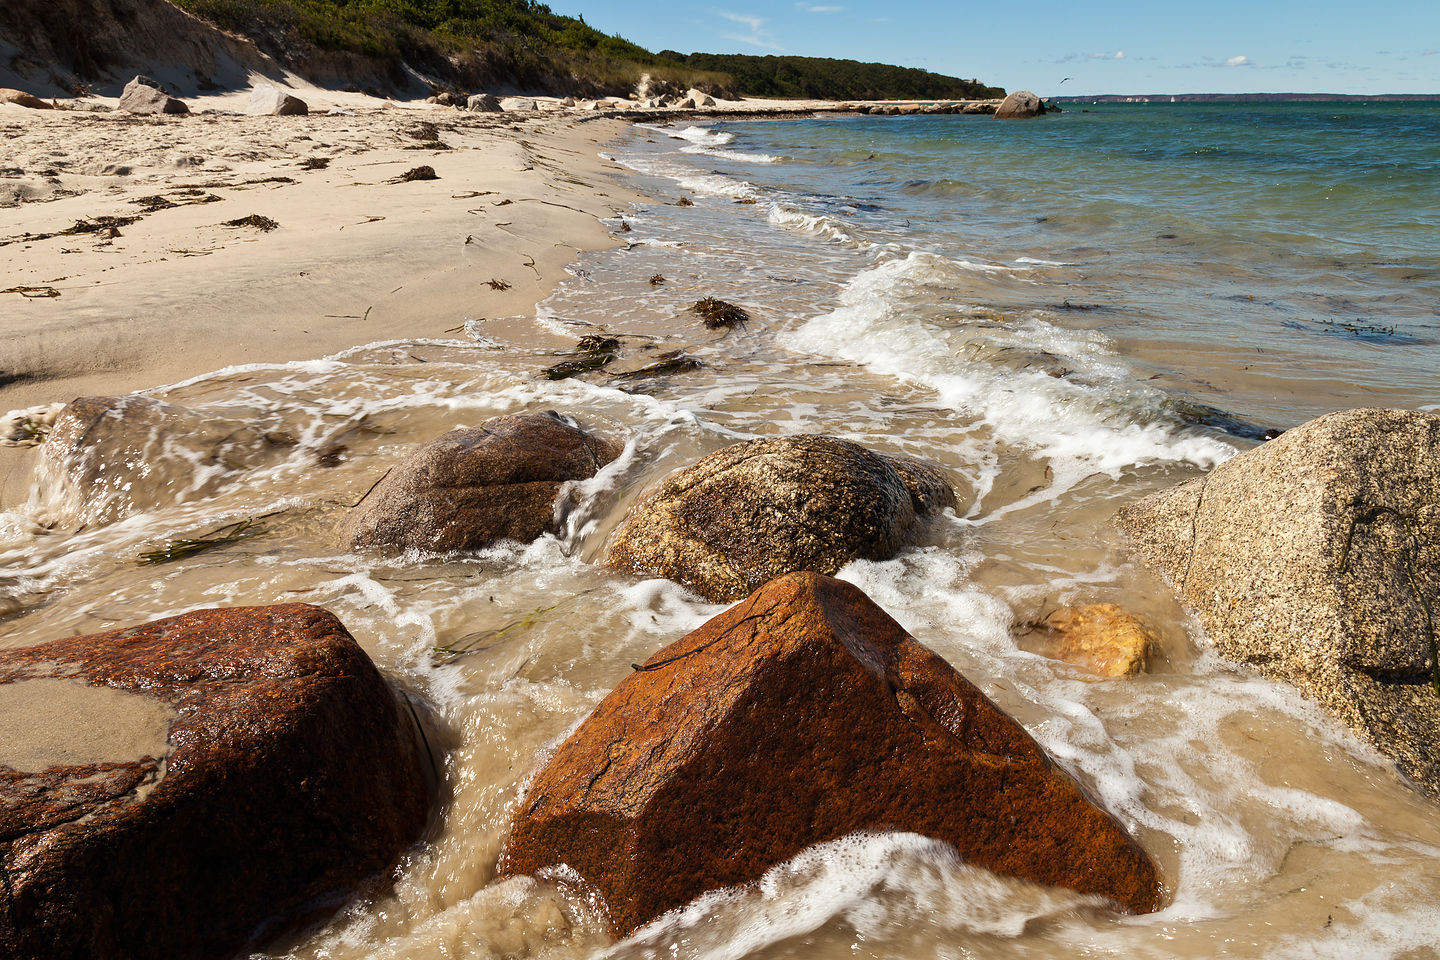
[1051,92,1440,103]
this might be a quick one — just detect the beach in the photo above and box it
[3,92,1440,959]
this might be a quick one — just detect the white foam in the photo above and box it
[787,252,1235,487]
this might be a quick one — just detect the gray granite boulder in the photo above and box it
[606,435,958,602]
[467,93,502,112]
[994,90,1045,119]
[246,85,308,116]
[341,411,621,553]
[1117,408,1440,793]
[118,76,188,115]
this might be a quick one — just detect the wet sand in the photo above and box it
[0,90,649,507]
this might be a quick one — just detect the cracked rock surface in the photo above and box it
[0,603,434,960]
[501,571,1162,936]
[1117,407,1440,794]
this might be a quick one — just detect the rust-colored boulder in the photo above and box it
[340,411,621,553]
[605,435,959,601]
[1018,602,1158,676]
[501,572,1162,937]
[0,604,434,960]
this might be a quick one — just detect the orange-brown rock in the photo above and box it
[1020,602,1158,676]
[501,572,1163,937]
[605,435,958,602]
[0,604,434,960]
[341,411,621,553]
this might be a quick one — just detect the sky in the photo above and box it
[546,0,1440,96]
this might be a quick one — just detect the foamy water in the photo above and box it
[3,104,1440,959]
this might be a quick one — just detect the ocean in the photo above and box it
[4,102,1440,958]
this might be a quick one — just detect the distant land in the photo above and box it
[1052,93,1440,103]
[0,0,1002,102]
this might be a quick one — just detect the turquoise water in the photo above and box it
[610,103,1440,431]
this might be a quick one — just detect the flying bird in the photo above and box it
[1060,77,1072,83]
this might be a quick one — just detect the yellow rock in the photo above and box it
[1022,602,1158,677]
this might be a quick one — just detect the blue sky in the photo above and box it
[547,0,1440,95]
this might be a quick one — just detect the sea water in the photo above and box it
[2,102,1439,958]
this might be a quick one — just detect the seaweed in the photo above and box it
[649,274,665,285]
[433,603,561,657]
[131,195,178,212]
[485,278,512,290]
[610,350,703,382]
[692,296,750,329]
[575,335,621,352]
[137,519,265,565]
[299,156,331,170]
[222,214,280,232]
[544,334,621,380]
[391,165,439,183]
[1,286,60,298]
[676,196,694,206]
[61,215,138,235]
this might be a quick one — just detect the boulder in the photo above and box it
[341,411,621,553]
[427,91,463,107]
[501,572,1163,937]
[0,603,433,960]
[466,93,501,112]
[502,98,539,112]
[1019,602,1157,677]
[117,75,188,115]
[606,435,957,602]
[687,88,717,107]
[0,88,51,109]
[1117,408,1440,793]
[33,395,298,527]
[994,90,1045,119]
[246,85,308,116]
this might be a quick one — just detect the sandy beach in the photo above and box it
[0,89,657,507]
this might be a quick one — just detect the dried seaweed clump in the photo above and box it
[486,278,512,291]
[649,274,665,286]
[222,214,280,232]
[676,197,694,207]
[392,165,440,183]
[692,297,750,330]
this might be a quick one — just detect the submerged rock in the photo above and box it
[605,435,957,602]
[118,75,188,115]
[994,90,1045,119]
[501,572,1163,937]
[1019,602,1158,676]
[340,411,621,553]
[33,395,298,527]
[246,85,308,116]
[1117,408,1440,793]
[0,603,434,960]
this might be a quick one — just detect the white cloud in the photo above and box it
[718,11,783,50]
[796,2,845,11]
[1226,55,1251,66]
[1089,50,1126,60]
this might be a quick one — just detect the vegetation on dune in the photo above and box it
[656,52,1004,101]
[169,0,727,94]
[167,0,1000,99]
